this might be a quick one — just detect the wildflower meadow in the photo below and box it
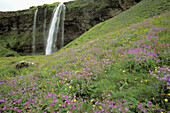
[0,0,170,112]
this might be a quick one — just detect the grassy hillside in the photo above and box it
[0,31,31,57]
[0,0,170,112]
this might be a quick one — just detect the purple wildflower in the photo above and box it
[108,93,111,97]
[125,107,129,111]
[148,101,152,104]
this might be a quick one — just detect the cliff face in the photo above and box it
[0,0,139,56]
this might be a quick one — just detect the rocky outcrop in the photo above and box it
[0,0,140,56]
[15,61,35,69]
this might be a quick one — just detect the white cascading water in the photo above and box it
[45,2,66,55]
[32,8,38,55]
[43,7,47,50]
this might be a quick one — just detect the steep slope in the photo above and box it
[0,0,170,112]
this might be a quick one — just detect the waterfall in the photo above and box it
[44,7,47,50]
[45,3,65,55]
[32,8,38,55]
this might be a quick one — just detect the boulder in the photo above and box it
[15,61,35,69]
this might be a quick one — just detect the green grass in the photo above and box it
[66,0,108,11]
[0,0,170,112]
[0,45,20,57]
[0,31,33,57]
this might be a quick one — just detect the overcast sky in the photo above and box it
[0,0,74,11]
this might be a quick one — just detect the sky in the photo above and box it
[0,0,74,11]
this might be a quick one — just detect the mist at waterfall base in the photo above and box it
[45,3,66,55]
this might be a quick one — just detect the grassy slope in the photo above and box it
[0,31,32,57]
[0,0,170,112]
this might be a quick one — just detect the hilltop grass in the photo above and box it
[0,0,170,112]
[66,0,108,11]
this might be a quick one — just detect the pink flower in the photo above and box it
[78,107,81,110]
[125,107,129,111]
[108,93,111,97]
[148,101,152,104]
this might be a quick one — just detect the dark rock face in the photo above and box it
[0,0,138,56]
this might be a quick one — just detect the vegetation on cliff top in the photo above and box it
[0,0,170,112]
[66,0,108,11]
